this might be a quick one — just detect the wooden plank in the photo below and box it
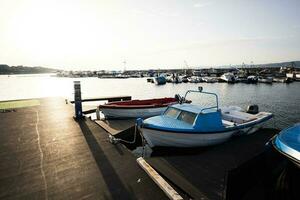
[147,157,208,200]
[70,96,131,103]
[137,157,183,200]
[94,119,136,136]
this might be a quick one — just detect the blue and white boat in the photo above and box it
[139,87,273,147]
[272,123,300,167]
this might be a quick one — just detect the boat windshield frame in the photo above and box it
[183,87,219,113]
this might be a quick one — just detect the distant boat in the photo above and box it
[258,76,273,84]
[202,77,218,83]
[139,87,273,147]
[188,76,202,83]
[220,73,236,83]
[273,77,293,83]
[247,75,258,84]
[147,78,154,83]
[172,74,182,83]
[286,72,300,81]
[115,74,129,79]
[272,123,300,167]
[99,97,179,119]
[154,76,166,85]
[181,76,189,83]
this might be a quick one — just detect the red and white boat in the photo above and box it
[99,97,180,119]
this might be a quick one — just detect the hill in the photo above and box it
[0,65,57,74]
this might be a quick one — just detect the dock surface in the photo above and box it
[0,98,166,199]
[146,128,279,200]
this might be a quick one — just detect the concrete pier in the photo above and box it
[0,98,166,199]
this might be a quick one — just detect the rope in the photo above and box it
[109,123,149,158]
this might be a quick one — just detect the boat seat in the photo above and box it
[222,111,257,124]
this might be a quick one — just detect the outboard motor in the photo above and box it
[247,105,259,114]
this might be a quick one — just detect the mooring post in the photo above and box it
[96,107,100,120]
[74,81,83,119]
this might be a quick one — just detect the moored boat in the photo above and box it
[99,97,180,119]
[202,77,218,83]
[154,76,166,85]
[247,75,258,83]
[139,87,273,148]
[273,77,293,83]
[220,72,236,83]
[272,123,300,167]
[258,76,273,84]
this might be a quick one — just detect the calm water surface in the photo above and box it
[0,74,299,129]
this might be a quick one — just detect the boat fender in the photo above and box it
[246,105,259,114]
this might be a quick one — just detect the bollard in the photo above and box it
[96,106,100,120]
[74,81,83,119]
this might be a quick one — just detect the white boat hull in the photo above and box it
[101,107,167,119]
[141,124,263,148]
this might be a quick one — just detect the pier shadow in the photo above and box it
[77,119,134,200]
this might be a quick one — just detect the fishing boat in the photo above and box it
[220,73,236,83]
[138,87,273,147]
[272,123,300,167]
[99,97,180,119]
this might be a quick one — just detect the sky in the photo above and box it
[0,0,300,70]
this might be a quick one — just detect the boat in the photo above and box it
[258,76,273,84]
[99,97,180,119]
[273,77,293,83]
[202,77,218,83]
[172,74,182,83]
[138,87,273,147]
[147,78,154,83]
[247,75,258,83]
[272,123,300,167]
[165,74,173,83]
[154,76,166,85]
[286,72,300,81]
[188,76,203,83]
[220,73,236,83]
[115,74,129,79]
[181,75,189,83]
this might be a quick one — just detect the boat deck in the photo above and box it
[0,98,166,199]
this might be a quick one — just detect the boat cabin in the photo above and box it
[163,104,225,132]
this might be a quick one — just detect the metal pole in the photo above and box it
[74,81,83,119]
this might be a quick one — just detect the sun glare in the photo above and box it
[8,0,118,66]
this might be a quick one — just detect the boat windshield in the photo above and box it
[164,107,197,125]
[178,111,197,125]
[164,107,180,118]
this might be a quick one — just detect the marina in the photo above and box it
[0,95,298,199]
[1,1,300,199]
[0,78,299,199]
